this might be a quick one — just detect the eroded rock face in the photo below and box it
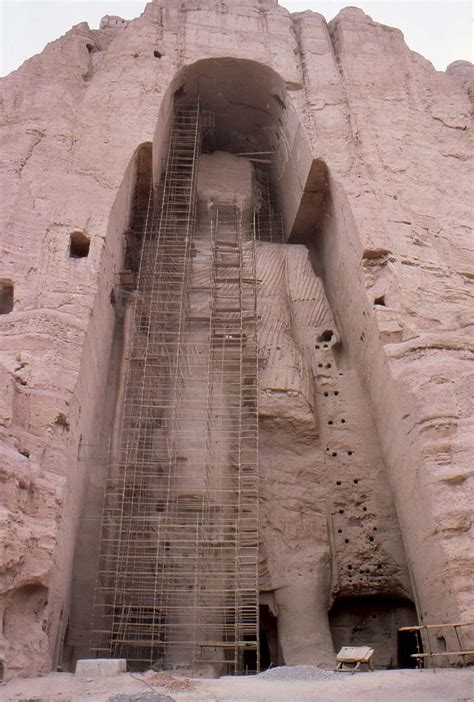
[256,242,413,666]
[0,0,472,679]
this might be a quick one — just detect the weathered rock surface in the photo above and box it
[0,0,472,680]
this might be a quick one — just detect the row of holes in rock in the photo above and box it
[321,341,381,563]
[337,512,377,527]
[318,343,352,458]
[336,515,380,577]
[335,503,378,549]
[346,567,384,579]
[324,344,380,578]
[337,533,377,543]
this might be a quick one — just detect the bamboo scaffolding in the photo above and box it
[90,103,260,674]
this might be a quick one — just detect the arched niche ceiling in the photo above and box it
[178,58,287,154]
[154,57,330,240]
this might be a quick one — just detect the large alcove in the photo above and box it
[65,57,417,675]
[329,596,420,669]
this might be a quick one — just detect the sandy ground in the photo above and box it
[1,667,474,702]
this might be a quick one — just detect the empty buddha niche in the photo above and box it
[104,143,412,673]
[84,82,414,673]
[162,150,341,671]
[145,151,259,675]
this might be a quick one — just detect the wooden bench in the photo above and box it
[335,646,375,673]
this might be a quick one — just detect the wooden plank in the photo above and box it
[411,651,474,658]
[399,626,424,632]
[400,622,474,632]
[197,641,257,649]
[424,622,474,629]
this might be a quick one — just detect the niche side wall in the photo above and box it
[62,144,152,668]
[311,174,454,627]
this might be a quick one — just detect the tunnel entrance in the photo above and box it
[242,605,281,673]
[329,597,419,669]
[398,627,423,668]
[259,605,281,670]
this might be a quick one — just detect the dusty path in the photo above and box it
[2,667,473,702]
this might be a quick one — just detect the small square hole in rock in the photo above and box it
[69,232,90,258]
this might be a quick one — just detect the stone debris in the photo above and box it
[257,665,338,682]
[142,671,197,692]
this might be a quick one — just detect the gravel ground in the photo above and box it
[257,664,338,681]
[108,695,175,702]
[2,667,474,702]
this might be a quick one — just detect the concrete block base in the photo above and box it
[75,658,127,677]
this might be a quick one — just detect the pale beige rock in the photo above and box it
[0,0,472,680]
[75,658,127,677]
[197,151,255,219]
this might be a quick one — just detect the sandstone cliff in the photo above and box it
[0,0,472,679]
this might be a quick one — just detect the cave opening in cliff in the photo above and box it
[240,604,282,673]
[329,596,419,669]
[69,231,90,258]
[0,279,14,314]
[398,627,423,668]
[259,605,281,670]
